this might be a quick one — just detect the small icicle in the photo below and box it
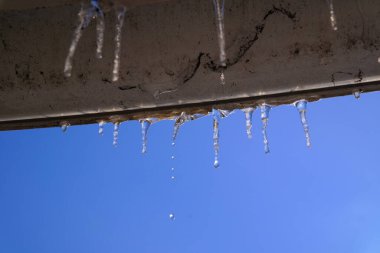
[64,4,96,77]
[98,121,105,135]
[212,0,227,67]
[113,122,120,146]
[61,122,70,133]
[295,100,311,148]
[112,6,127,82]
[212,109,220,168]
[326,0,338,31]
[172,112,188,146]
[95,4,105,59]
[140,119,152,154]
[353,90,361,99]
[260,104,271,154]
[242,107,255,139]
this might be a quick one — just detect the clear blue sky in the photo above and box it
[1,92,380,253]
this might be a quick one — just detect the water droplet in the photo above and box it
[113,122,120,147]
[353,90,361,99]
[171,155,175,160]
[169,213,175,221]
[171,167,175,171]
[61,122,70,133]
[112,6,127,82]
[98,121,105,135]
[242,107,255,139]
[327,0,338,31]
[260,104,271,154]
[295,100,311,148]
[171,175,175,180]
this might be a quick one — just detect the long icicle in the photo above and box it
[260,104,271,154]
[295,100,311,148]
[112,6,127,82]
[64,3,96,77]
[212,109,220,168]
[326,0,338,31]
[242,108,255,139]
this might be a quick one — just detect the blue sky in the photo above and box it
[1,92,380,253]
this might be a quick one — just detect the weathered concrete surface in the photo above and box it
[0,0,380,130]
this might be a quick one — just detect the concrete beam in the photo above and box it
[0,0,380,130]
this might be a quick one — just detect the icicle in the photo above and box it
[212,0,226,67]
[172,112,188,146]
[353,90,361,99]
[95,4,105,59]
[61,122,70,133]
[218,109,233,118]
[242,107,255,139]
[212,109,220,168]
[326,0,338,31]
[295,100,311,148]
[112,6,127,82]
[64,3,97,77]
[260,104,271,154]
[113,122,120,146]
[98,121,105,135]
[140,119,153,154]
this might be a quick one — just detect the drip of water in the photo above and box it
[212,0,227,67]
[140,119,152,154]
[169,213,175,221]
[112,6,127,82]
[98,121,105,135]
[353,90,361,99]
[242,107,255,139]
[326,0,338,31]
[64,3,98,77]
[95,6,105,59]
[212,109,220,168]
[113,122,120,146]
[61,122,70,133]
[295,100,311,148]
[260,104,271,154]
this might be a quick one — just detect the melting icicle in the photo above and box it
[113,122,120,146]
[242,107,255,139]
[326,0,338,31]
[212,109,220,168]
[212,0,227,67]
[260,104,271,154]
[64,3,98,77]
[172,112,188,146]
[95,4,105,59]
[140,119,153,154]
[295,100,311,148]
[61,122,70,133]
[98,121,105,135]
[112,6,127,82]
[353,90,361,99]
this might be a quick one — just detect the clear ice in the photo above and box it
[112,6,127,82]
[140,119,152,154]
[326,0,338,31]
[295,100,311,148]
[113,122,120,146]
[353,90,361,99]
[212,109,221,168]
[260,104,271,154]
[98,121,105,135]
[64,1,101,77]
[242,107,255,139]
[172,112,205,146]
[61,122,70,133]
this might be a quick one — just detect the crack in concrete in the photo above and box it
[182,5,297,84]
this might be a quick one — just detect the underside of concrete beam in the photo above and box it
[0,0,380,130]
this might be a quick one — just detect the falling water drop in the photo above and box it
[171,175,175,180]
[112,6,127,82]
[113,122,120,146]
[326,0,338,31]
[260,104,271,154]
[295,100,311,148]
[212,109,220,168]
[61,122,70,133]
[64,3,97,77]
[212,0,227,67]
[140,119,152,154]
[98,121,105,135]
[353,90,361,99]
[242,107,255,139]
[169,213,175,221]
